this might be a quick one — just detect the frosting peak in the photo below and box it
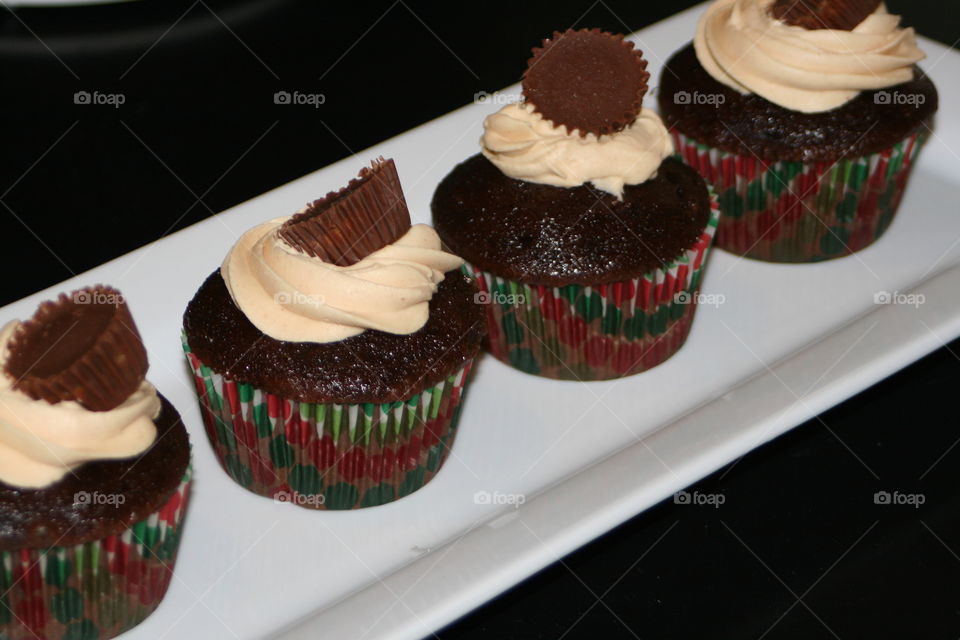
[694,0,925,112]
[221,222,463,343]
[481,102,674,198]
[0,321,159,489]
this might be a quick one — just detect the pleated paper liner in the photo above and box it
[469,192,719,381]
[0,466,192,640]
[183,337,474,510]
[673,128,927,263]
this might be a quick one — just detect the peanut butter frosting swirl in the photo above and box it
[481,102,674,199]
[221,221,463,343]
[0,321,159,489]
[694,0,925,113]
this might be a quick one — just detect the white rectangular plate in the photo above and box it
[3,4,958,639]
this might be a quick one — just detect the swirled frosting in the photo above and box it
[221,221,463,343]
[481,102,674,199]
[0,321,159,489]
[694,0,925,112]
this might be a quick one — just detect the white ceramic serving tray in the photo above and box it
[2,4,958,638]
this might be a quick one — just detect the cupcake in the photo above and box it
[658,0,938,262]
[432,29,719,381]
[182,158,484,510]
[0,286,191,640]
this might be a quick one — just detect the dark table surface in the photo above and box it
[1,1,958,638]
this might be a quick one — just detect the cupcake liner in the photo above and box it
[673,128,927,263]
[0,466,192,640]
[183,337,473,509]
[468,193,720,380]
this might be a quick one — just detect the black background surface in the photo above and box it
[0,1,958,638]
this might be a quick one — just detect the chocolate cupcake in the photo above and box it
[0,286,192,640]
[183,158,484,509]
[432,29,719,381]
[658,0,938,262]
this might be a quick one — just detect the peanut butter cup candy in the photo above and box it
[0,286,191,640]
[658,0,938,262]
[182,158,484,509]
[431,29,719,381]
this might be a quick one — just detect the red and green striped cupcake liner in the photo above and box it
[183,337,473,510]
[673,128,927,263]
[0,466,192,640]
[467,193,719,380]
